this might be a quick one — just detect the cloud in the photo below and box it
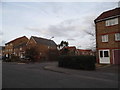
[25,18,87,39]
[67,38,75,41]
[25,17,93,39]
[1,0,120,2]
[0,31,3,36]
[0,39,6,46]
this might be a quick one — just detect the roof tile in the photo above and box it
[31,36,57,47]
[95,7,120,22]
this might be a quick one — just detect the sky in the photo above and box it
[0,1,119,49]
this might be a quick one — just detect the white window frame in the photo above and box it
[10,43,13,46]
[99,49,110,64]
[115,33,120,41]
[102,35,108,42]
[20,47,22,50]
[48,46,50,49]
[105,18,118,26]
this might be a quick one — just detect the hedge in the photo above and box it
[58,55,96,70]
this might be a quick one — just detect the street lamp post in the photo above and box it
[50,36,54,40]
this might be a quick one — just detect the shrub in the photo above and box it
[11,55,20,62]
[58,55,96,70]
[25,47,39,62]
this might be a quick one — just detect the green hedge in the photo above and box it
[58,55,96,70]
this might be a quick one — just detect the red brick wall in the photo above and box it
[5,37,28,57]
[95,17,120,64]
[27,38,57,61]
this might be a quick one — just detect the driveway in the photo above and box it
[2,61,119,88]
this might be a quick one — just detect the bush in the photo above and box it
[58,55,96,70]
[10,55,20,62]
[25,47,39,62]
[17,59,30,63]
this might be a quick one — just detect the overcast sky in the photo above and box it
[0,1,119,49]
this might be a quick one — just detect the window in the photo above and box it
[100,51,103,57]
[99,50,109,58]
[40,52,42,55]
[102,35,108,42]
[115,33,120,41]
[48,46,50,49]
[19,53,21,56]
[6,54,8,57]
[10,43,12,46]
[104,51,109,57]
[20,48,22,50]
[105,18,118,26]
[14,52,16,54]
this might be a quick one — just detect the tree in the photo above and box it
[84,22,96,51]
[58,41,69,50]
[60,48,69,55]
[25,47,39,62]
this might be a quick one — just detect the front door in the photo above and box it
[99,50,110,64]
[113,49,120,64]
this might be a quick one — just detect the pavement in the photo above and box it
[43,62,120,84]
[43,62,119,74]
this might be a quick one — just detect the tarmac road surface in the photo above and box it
[0,60,2,90]
[2,62,119,88]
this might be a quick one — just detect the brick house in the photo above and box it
[94,7,120,64]
[4,36,28,59]
[76,49,95,56]
[26,36,58,61]
[59,46,77,56]
[14,42,28,59]
[60,46,95,56]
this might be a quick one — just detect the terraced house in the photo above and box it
[95,7,120,64]
[26,36,58,62]
[4,36,28,59]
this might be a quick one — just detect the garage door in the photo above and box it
[114,49,120,64]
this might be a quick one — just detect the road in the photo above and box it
[0,60,2,90]
[2,62,119,88]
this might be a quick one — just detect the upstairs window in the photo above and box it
[20,48,22,50]
[102,35,108,42]
[115,33,120,41]
[105,18,118,26]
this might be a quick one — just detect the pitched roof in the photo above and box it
[5,36,28,45]
[60,46,76,51]
[65,46,76,49]
[77,49,92,52]
[95,7,120,23]
[31,36,57,47]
